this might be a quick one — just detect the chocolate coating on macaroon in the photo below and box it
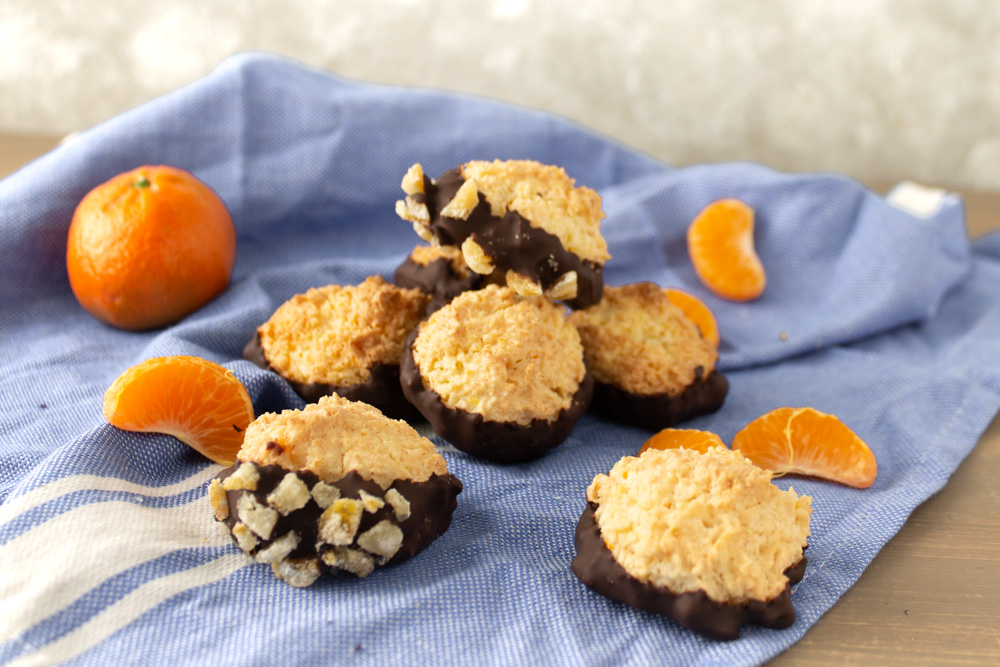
[214,462,461,571]
[401,285,592,462]
[569,282,727,429]
[573,447,812,639]
[572,503,806,641]
[393,245,486,314]
[209,394,462,585]
[244,276,428,420]
[396,161,608,308]
[243,332,420,421]
[591,365,728,431]
[401,331,594,462]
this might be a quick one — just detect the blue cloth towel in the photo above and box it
[1,53,999,666]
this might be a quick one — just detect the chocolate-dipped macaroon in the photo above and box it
[243,276,428,420]
[209,394,462,587]
[568,282,728,430]
[401,285,593,463]
[393,244,487,314]
[395,160,609,308]
[572,446,812,640]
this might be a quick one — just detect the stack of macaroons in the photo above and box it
[572,446,812,640]
[392,160,727,456]
[210,394,462,587]
[242,159,728,466]
[221,159,811,635]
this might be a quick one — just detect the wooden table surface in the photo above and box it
[3,134,999,665]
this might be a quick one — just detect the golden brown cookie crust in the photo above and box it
[411,285,587,425]
[238,394,448,489]
[458,160,609,264]
[569,282,718,395]
[396,161,609,306]
[258,276,428,387]
[587,447,812,605]
[398,160,609,265]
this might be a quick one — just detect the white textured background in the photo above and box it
[2,0,999,192]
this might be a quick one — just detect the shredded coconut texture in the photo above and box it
[460,159,609,264]
[411,285,586,425]
[239,394,448,489]
[258,276,428,387]
[587,447,812,605]
[569,282,717,395]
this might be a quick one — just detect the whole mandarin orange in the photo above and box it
[67,165,236,331]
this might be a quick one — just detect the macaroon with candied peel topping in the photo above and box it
[572,446,812,640]
[243,275,428,420]
[395,160,609,308]
[210,394,463,587]
[568,282,728,430]
[401,284,593,463]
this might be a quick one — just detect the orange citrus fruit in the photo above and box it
[687,198,765,302]
[67,165,236,331]
[639,428,725,455]
[665,288,720,347]
[103,356,254,465]
[732,407,877,488]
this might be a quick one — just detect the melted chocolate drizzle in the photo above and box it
[412,170,603,309]
[571,502,806,641]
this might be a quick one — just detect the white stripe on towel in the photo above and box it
[0,466,223,527]
[8,553,249,667]
[0,493,237,643]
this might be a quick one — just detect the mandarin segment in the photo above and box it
[687,199,765,302]
[639,428,725,455]
[732,407,877,488]
[103,356,254,465]
[665,288,721,347]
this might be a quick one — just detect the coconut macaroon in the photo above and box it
[243,275,428,419]
[392,244,487,314]
[210,394,463,587]
[400,284,594,462]
[572,447,812,640]
[395,160,609,308]
[568,282,729,430]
